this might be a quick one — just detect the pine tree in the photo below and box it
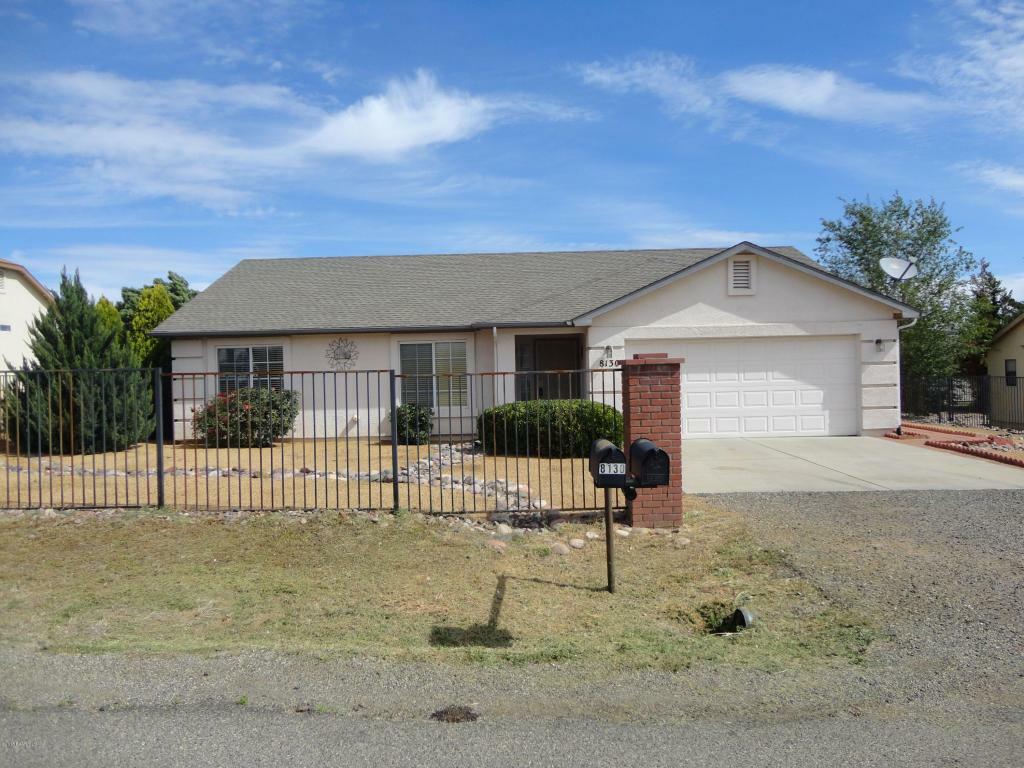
[961,259,1024,374]
[127,284,175,368]
[3,271,153,455]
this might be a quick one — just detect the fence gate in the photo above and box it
[2,367,625,515]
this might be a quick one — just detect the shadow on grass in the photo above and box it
[513,575,608,593]
[429,574,514,648]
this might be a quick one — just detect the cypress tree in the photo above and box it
[3,270,154,455]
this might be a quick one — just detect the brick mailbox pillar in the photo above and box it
[618,353,684,528]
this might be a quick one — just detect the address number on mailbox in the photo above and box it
[599,462,626,475]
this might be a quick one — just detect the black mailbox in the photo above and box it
[628,438,670,488]
[589,439,628,488]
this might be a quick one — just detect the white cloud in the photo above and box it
[579,54,721,119]
[69,0,320,68]
[898,0,1024,131]
[301,70,497,160]
[24,242,270,300]
[1001,273,1024,299]
[0,69,573,211]
[580,53,938,131]
[721,65,940,126]
[959,162,1024,195]
[573,199,807,250]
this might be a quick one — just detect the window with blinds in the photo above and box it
[435,341,468,407]
[217,346,284,393]
[400,343,434,408]
[399,341,468,409]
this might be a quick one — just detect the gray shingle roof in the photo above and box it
[152,245,814,337]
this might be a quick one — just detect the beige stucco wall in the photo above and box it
[170,330,497,440]
[0,268,49,368]
[581,255,903,433]
[985,321,1024,426]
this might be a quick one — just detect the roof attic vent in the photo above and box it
[728,257,755,295]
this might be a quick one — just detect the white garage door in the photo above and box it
[628,337,860,438]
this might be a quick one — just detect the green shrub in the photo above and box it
[393,403,433,445]
[192,387,299,448]
[477,400,623,458]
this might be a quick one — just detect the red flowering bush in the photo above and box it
[191,386,300,448]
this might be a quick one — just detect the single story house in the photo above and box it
[0,258,53,368]
[152,241,918,441]
[985,312,1024,427]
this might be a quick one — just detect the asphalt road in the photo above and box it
[3,490,1023,767]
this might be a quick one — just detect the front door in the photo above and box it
[517,336,582,400]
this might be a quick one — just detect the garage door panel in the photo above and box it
[686,392,711,408]
[715,391,740,407]
[686,417,712,434]
[628,336,860,439]
[799,389,825,405]
[743,416,768,432]
[715,416,741,433]
[800,414,826,431]
[771,390,797,406]
[742,391,768,407]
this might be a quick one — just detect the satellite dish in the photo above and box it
[879,257,919,281]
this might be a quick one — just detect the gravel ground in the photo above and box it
[2,490,1022,767]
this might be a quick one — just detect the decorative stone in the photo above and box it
[568,538,585,549]
[485,539,507,553]
[615,528,630,538]
[549,542,571,555]
[585,531,601,540]
[495,523,513,537]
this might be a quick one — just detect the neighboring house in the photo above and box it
[152,241,918,441]
[0,259,52,368]
[985,313,1024,427]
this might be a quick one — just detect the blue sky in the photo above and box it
[2,0,1023,300]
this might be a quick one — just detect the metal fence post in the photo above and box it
[153,367,165,508]
[389,370,400,511]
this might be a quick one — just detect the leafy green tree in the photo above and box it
[119,271,197,327]
[127,284,175,368]
[816,193,976,380]
[3,271,153,454]
[960,259,1023,374]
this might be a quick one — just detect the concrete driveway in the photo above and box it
[682,436,1024,493]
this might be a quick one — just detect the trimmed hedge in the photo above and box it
[192,387,300,448]
[476,400,623,458]
[393,403,433,445]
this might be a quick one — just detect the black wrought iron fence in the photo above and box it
[0,368,161,509]
[1,367,624,514]
[901,375,1024,429]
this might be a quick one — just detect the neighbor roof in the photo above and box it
[991,311,1024,344]
[0,259,53,305]
[152,243,902,337]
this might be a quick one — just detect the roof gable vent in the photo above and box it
[728,256,756,295]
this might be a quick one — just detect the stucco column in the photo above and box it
[618,352,684,528]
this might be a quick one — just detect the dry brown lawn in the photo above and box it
[0,439,620,512]
[0,501,873,670]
